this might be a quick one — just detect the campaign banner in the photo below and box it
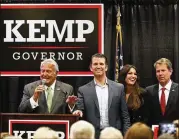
[9,119,69,139]
[0,4,104,76]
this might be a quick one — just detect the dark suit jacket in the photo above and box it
[76,79,131,138]
[18,80,74,114]
[145,82,179,126]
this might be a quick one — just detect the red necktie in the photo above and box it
[160,88,166,115]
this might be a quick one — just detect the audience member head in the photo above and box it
[70,120,95,139]
[124,122,153,139]
[33,126,59,139]
[0,132,10,139]
[173,119,179,138]
[3,136,22,139]
[154,58,173,87]
[100,127,123,139]
[40,59,59,86]
[0,132,22,139]
[158,133,175,139]
[119,64,143,110]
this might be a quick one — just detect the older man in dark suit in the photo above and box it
[145,58,179,127]
[18,58,77,114]
[73,53,130,139]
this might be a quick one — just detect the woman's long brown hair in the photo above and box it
[118,64,143,110]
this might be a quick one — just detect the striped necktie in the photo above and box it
[47,87,52,112]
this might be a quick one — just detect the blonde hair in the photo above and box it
[70,120,95,139]
[33,127,59,139]
[124,122,153,139]
[3,136,22,139]
[154,58,172,70]
[100,127,123,139]
[0,132,22,139]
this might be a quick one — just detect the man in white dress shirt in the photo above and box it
[73,53,130,139]
[18,58,77,114]
[145,58,179,126]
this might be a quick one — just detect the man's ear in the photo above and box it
[89,65,92,72]
[170,68,173,74]
[105,65,108,71]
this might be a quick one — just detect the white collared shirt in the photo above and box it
[158,80,172,105]
[30,80,56,108]
[94,79,109,129]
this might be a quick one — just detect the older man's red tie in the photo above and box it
[160,88,166,115]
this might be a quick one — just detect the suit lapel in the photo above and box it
[108,80,114,109]
[50,81,64,113]
[165,82,178,113]
[39,91,48,112]
[153,85,163,115]
[90,81,100,110]
[90,79,114,110]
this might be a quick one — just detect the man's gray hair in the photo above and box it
[100,127,123,139]
[33,126,59,139]
[70,120,95,139]
[40,59,59,72]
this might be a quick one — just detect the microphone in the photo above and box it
[42,79,46,86]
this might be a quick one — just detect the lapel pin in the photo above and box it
[171,89,175,91]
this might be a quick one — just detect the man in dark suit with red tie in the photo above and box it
[145,58,179,127]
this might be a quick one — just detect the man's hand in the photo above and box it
[66,95,78,108]
[73,110,83,117]
[33,85,45,102]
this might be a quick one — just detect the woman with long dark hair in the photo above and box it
[119,64,147,124]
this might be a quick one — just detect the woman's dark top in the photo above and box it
[127,90,148,124]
